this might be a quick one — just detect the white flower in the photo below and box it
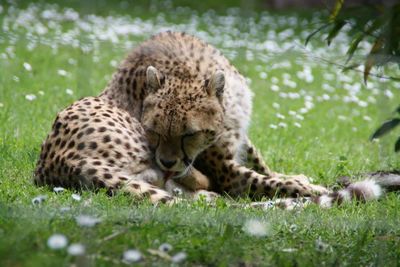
[271,77,279,84]
[123,249,142,263]
[384,90,393,99]
[282,248,297,253]
[67,243,85,256]
[53,187,65,193]
[159,243,173,252]
[60,207,71,212]
[259,72,267,79]
[358,100,368,107]
[71,194,81,201]
[66,88,74,95]
[47,234,68,250]
[272,102,280,109]
[25,94,37,101]
[304,101,314,109]
[171,252,187,263]
[315,237,330,252]
[32,195,47,205]
[322,94,330,101]
[299,108,308,114]
[68,58,77,65]
[363,116,372,122]
[288,92,300,99]
[110,60,118,67]
[13,76,20,82]
[23,62,32,71]
[38,91,45,95]
[279,92,287,98]
[294,122,302,128]
[295,114,304,120]
[0,103,3,108]
[288,110,296,116]
[323,73,334,80]
[269,124,278,129]
[338,115,347,121]
[243,219,270,237]
[57,69,68,76]
[276,113,285,119]
[76,215,102,227]
[289,224,298,233]
[271,85,280,92]
[278,122,287,128]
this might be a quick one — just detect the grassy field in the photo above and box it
[1,1,400,266]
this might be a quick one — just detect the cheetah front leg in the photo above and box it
[161,167,219,202]
[122,176,174,204]
[218,160,328,199]
[244,138,321,186]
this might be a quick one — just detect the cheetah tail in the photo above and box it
[313,172,400,208]
[244,138,272,176]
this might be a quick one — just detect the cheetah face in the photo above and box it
[141,66,225,177]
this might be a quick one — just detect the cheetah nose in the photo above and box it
[160,159,177,169]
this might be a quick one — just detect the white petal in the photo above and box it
[123,249,142,263]
[159,243,173,252]
[47,234,68,250]
[53,187,65,193]
[32,195,47,205]
[68,243,85,256]
[23,62,32,71]
[76,215,102,227]
[171,252,187,263]
[25,94,37,101]
[243,219,269,237]
[71,194,81,201]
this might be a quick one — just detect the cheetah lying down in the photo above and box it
[34,32,399,207]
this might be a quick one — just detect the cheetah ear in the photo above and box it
[207,70,225,98]
[146,66,161,93]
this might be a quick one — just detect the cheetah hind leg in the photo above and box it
[244,137,272,176]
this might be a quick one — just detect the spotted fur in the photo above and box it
[35,31,332,203]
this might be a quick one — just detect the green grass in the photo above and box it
[1,1,400,266]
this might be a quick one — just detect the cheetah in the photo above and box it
[35,31,397,206]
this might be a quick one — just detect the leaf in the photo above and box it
[395,136,400,152]
[364,57,374,83]
[329,0,344,22]
[370,118,400,140]
[345,32,365,64]
[396,105,400,114]
[364,37,384,83]
[326,20,346,46]
[305,23,331,46]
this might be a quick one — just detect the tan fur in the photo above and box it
[34,32,328,203]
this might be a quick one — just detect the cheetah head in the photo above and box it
[141,66,225,177]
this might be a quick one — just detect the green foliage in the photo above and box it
[371,108,400,152]
[306,1,400,82]
[306,0,400,152]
